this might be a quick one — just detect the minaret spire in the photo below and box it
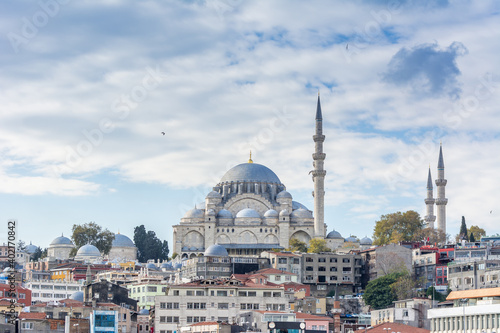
[312,94,326,238]
[424,166,436,229]
[435,143,448,235]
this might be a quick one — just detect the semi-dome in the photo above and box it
[206,191,222,199]
[327,230,343,239]
[276,190,292,199]
[204,244,229,257]
[292,201,309,210]
[236,208,261,218]
[207,209,216,216]
[173,262,182,270]
[160,262,173,269]
[264,209,279,218]
[290,208,313,219]
[217,209,233,218]
[184,207,204,219]
[112,234,135,247]
[76,244,101,257]
[50,235,73,246]
[219,163,281,184]
[360,236,373,245]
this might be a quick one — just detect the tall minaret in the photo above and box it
[312,93,326,238]
[435,144,447,235]
[424,167,436,229]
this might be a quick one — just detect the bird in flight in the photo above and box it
[161,132,165,135]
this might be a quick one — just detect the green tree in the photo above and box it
[363,272,404,309]
[30,247,47,261]
[134,225,169,262]
[373,211,424,245]
[425,286,447,302]
[414,228,447,245]
[307,239,331,253]
[468,225,486,242]
[288,238,308,253]
[70,222,115,256]
[469,233,476,242]
[458,216,468,241]
[391,271,424,300]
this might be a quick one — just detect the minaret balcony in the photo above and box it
[311,170,327,177]
[424,215,436,222]
[435,179,447,186]
[313,135,325,142]
[424,198,435,205]
[435,198,448,205]
[312,153,326,160]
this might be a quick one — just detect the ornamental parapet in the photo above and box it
[435,179,447,186]
[435,198,448,205]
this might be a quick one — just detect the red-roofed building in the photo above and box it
[0,282,31,306]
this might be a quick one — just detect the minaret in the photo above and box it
[435,144,447,235]
[424,166,436,229]
[312,93,326,238]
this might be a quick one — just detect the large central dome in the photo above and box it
[219,163,281,184]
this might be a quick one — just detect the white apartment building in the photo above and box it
[25,280,84,304]
[428,287,500,333]
[154,278,288,333]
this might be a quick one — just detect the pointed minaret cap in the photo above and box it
[315,93,322,120]
[427,167,433,189]
[248,150,253,163]
[438,143,444,169]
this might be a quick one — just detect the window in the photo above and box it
[330,276,337,281]
[275,275,281,281]
[330,258,337,263]
[318,267,326,271]
[317,285,326,290]
[343,267,352,273]
[330,267,337,272]
[160,316,166,323]
[248,291,256,297]
[186,290,194,296]
[318,258,326,262]
[218,303,228,309]
[217,290,227,296]
[306,266,313,271]
[22,323,34,330]
[196,290,204,296]
[306,257,314,262]
[343,258,350,263]
[160,302,166,309]
[278,258,287,264]
[263,292,272,297]
[273,292,281,297]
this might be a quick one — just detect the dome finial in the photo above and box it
[248,150,253,163]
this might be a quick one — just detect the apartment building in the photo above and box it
[154,278,288,332]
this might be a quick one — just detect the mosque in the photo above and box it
[172,96,354,258]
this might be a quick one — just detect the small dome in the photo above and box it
[69,291,84,302]
[206,191,222,199]
[139,309,149,315]
[173,262,182,270]
[291,208,313,219]
[160,262,173,269]
[25,243,38,254]
[146,263,157,270]
[184,207,204,219]
[112,234,135,248]
[279,209,289,216]
[50,235,73,246]
[76,244,101,257]
[189,246,198,251]
[292,201,309,210]
[264,209,279,218]
[217,209,233,218]
[345,236,359,243]
[204,244,228,257]
[327,230,343,239]
[276,190,292,199]
[360,236,373,245]
[236,208,261,218]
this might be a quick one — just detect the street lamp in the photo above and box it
[460,298,468,333]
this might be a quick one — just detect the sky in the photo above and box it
[0,0,499,250]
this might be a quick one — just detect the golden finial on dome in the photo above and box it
[248,150,253,163]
